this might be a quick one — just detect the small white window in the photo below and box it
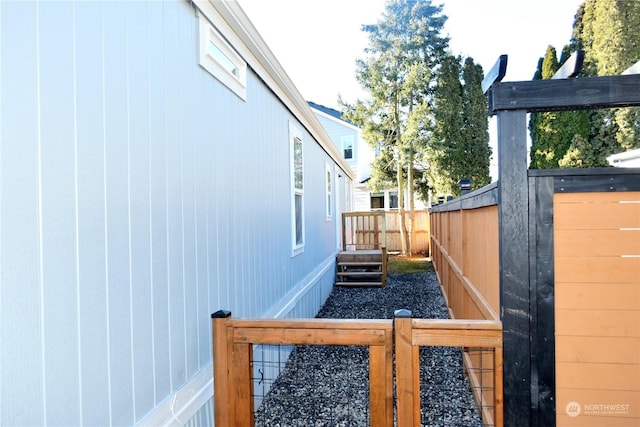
[325,163,333,221]
[290,123,304,255]
[341,135,354,159]
[198,14,247,100]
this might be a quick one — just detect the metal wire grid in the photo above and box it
[418,346,495,427]
[252,344,371,427]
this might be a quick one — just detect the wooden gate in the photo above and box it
[212,310,503,426]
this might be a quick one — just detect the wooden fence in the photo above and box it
[212,310,503,426]
[346,210,430,254]
[430,184,499,321]
[430,169,640,426]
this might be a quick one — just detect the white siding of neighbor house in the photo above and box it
[0,1,351,426]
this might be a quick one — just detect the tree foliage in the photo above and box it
[529,46,590,169]
[341,0,449,254]
[557,0,640,167]
[341,0,492,250]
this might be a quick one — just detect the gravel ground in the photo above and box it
[254,272,483,427]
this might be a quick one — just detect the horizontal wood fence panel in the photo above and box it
[555,190,640,426]
[556,336,640,364]
[556,362,640,391]
[555,229,640,257]
[556,283,640,310]
[233,327,389,346]
[554,191,640,203]
[557,390,640,420]
[555,309,640,337]
[411,324,502,347]
[556,414,640,426]
[554,202,640,230]
[555,257,640,283]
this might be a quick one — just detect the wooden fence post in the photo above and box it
[394,309,420,427]
[212,310,232,427]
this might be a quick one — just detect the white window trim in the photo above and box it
[341,135,354,159]
[198,12,247,100]
[290,122,304,256]
[325,162,333,221]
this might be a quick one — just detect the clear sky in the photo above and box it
[238,0,585,110]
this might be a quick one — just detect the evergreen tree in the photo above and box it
[529,46,590,169]
[342,0,449,255]
[428,54,464,197]
[461,57,491,189]
[561,0,640,166]
[426,55,490,196]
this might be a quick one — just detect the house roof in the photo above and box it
[308,101,357,127]
[307,101,343,120]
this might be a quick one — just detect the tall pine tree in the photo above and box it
[342,0,449,254]
[461,57,491,189]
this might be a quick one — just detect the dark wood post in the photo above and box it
[496,110,531,425]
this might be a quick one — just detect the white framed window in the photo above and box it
[198,13,247,100]
[325,163,333,221]
[290,123,304,255]
[341,135,354,159]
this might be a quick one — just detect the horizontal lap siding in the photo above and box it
[554,192,640,425]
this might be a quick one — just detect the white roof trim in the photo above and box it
[607,148,640,163]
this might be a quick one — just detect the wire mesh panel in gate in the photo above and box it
[253,344,371,426]
[418,346,498,427]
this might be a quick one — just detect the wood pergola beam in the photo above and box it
[489,73,640,113]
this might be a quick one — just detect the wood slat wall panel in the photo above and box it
[556,283,640,310]
[555,229,640,257]
[557,390,640,420]
[555,309,640,337]
[555,257,640,283]
[556,336,640,364]
[555,192,640,426]
[556,362,640,391]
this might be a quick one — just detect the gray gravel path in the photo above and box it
[254,272,483,426]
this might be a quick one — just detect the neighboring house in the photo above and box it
[608,148,640,168]
[0,1,353,426]
[309,101,427,211]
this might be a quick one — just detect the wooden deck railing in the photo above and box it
[342,211,387,251]
[212,310,503,426]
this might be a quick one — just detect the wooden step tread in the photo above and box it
[335,281,384,287]
[337,262,382,267]
[337,271,382,277]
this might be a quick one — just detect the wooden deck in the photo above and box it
[337,212,388,287]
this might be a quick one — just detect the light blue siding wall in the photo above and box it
[0,1,346,425]
[315,114,359,172]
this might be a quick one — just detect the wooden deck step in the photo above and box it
[337,271,382,277]
[336,281,384,287]
[337,261,382,267]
